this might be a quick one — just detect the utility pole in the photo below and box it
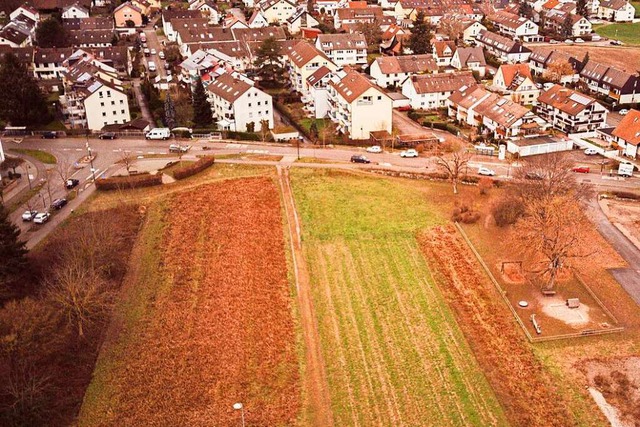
[86,138,97,183]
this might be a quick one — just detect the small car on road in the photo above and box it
[169,144,190,153]
[400,149,419,158]
[66,178,80,189]
[151,48,157,55]
[33,212,50,224]
[572,166,590,173]
[350,154,371,164]
[99,132,117,139]
[478,167,495,176]
[22,210,38,221]
[50,198,67,210]
[159,51,165,60]
[366,145,382,153]
[41,131,57,139]
[584,148,598,155]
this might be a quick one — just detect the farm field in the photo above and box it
[291,169,508,426]
[553,45,640,72]
[594,23,640,45]
[79,177,301,425]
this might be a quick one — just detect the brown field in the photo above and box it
[553,45,640,72]
[79,177,300,425]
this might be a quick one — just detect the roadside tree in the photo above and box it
[435,141,471,194]
[192,77,213,128]
[0,53,51,126]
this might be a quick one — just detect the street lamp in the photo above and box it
[233,402,245,427]
[297,136,302,160]
[85,141,97,183]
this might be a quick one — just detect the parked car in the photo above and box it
[584,148,598,155]
[22,210,38,221]
[549,39,559,44]
[396,105,411,111]
[575,38,585,43]
[66,178,79,189]
[169,144,190,153]
[145,128,171,140]
[366,145,382,153]
[478,167,495,176]
[143,48,150,57]
[619,109,629,115]
[525,171,544,180]
[400,149,419,158]
[33,212,50,224]
[150,48,157,55]
[572,166,590,173]
[350,154,371,164]
[99,132,117,139]
[564,39,574,44]
[50,198,67,210]
[159,51,165,60]
[41,131,57,139]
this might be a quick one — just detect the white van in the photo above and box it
[618,163,634,178]
[148,61,156,72]
[145,128,171,140]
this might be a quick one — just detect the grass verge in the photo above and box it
[10,148,57,164]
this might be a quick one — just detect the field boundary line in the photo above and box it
[454,223,624,343]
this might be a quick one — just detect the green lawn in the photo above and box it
[10,148,57,164]
[633,2,640,17]
[594,22,640,45]
[291,169,508,426]
[298,118,329,133]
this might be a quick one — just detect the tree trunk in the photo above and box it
[452,179,458,194]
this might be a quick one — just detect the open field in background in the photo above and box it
[291,169,508,426]
[79,177,301,425]
[552,45,640,72]
[594,23,640,45]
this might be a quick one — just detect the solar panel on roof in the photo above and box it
[569,93,591,105]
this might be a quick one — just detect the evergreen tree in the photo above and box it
[36,17,69,48]
[518,1,533,19]
[0,53,51,126]
[253,37,284,86]
[192,78,213,128]
[0,204,28,289]
[576,0,588,18]
[164,92,176,129]
[309,120,319,140]
[561,14,574,37]
[408,11,433,55]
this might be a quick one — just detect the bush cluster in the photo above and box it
[492,196,525,227]
[95,173,162,191]
[173,156,215,180]
[451,203,481,224]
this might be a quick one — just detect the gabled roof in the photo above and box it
[374,54,437,74]
[206,73,253,102]
[475,92,531,127]
[612,109,640,146]
[335,6,383,20]
[317,33,367,51]
[448,84,490,109]
[455,46,486,66]
[63,17,114,31]
[599,0,630,10]
[62,2,88,13]
[288,40,331,68]
[498,63,533,87]
[307,65,332,86]
[537,84,600,116]
[331,68,385,103]
[432,40,456,58]
[476,30,530,55]
[488,10,533,30]
[408,71,476,94]
[162,9,202,23]
[34,47,74,64]
[259,0,296,11]
[114,2,142,14]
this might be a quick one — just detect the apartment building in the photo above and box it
[369,54,437,88]
[535,84,608,133]
[315,33,367,67]
[287,40,337,96]
[401,71,476,110]
[258,0,297,24]
[580,60,640,105]
[488,10,542,42]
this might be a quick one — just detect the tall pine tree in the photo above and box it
[409,11,433,55]
[0,204,28,290]
[192,78,213,128]
[253,37,284,87]
[0,53,51,126]
[576,0,588,18]
[561,14,574,37]
[164,92,176,130]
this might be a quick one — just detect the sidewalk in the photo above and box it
[2,157,39,205]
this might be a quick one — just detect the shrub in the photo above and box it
[492,196,524,227]
[452,202,481,224]
[223,131,260,141]
[611,191,640,200]
[95,173,162,191]
[478,177,493,195]
[173,156,215,180]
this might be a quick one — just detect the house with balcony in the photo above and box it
[450,46,487,77]
[327,67,392,140]
[315,33,368,67]
[334,5,384,29]
[402,71,476,110]
[611,109,640,159]
[475,30,531,63]
[162,10,204,42]
[595,0,635,22]
[535,84,608,134]
[33,47,74,80]
[206,72,273,132]
[487,10,542,42]
[305,66,334,118]
[579,60,640,105]
[287,40,337,96]
[528,48,581,84]
[369,54,437,88]
[543,10,592,37]
[258,0,297,24]
[431,41,456,67]
[492,63,540,105]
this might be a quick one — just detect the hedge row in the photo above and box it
[610,191,640,200]
[173,156,215,180]
[95,173,162,191]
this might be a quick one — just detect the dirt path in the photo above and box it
[277,166,333,427]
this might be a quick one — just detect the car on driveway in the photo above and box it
[66,178,80,189]
[99,132,117,139]
[33,212,50,224]
[22,210,38,221]
[572,166,590,173]
[478,167,495,176]
[400,149,419,158]
[366,145,382,153]
[50,198,67,210]
[619,109,629,115]
[350,154,371,164]
[41,131,57,139]
[525,171,544,180]
[584,148,598,155]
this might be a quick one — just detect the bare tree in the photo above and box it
[55,155,73,190]
[259,119,270,142]
[119,149,136,175]
[435,141,471,194]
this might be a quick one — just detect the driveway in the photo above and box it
[392,110,463,145]
[587,198,640,305]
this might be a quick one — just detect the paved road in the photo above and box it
[587,199,640,305]
[143,27,166,79]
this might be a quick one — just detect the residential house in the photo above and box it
[179,49,228,85]
[188,0,220,23]
[248,10,270,28]
[314,0,343,16]
[61,3,89,19]
[59,57,130,130]
[488,10,542,42]
[287,40,337,95]
[305,65,333,118]
[9,4,39,22]
[543,10,592,37]
[379,24,410,55]
[401,71,476,110]
[114,2,143,28]
[580,60,640,105]
[162,10,203,42]
[258,0,297,24]
[206,72,274,132]
[596,0,635,21]
[528,48,580,83]
[225,8,249,29]
[327,67,393,139]
[432,41,456,67]
[315,33,367,67]
[68,29,114,47]
[475,30,531,63]
[63,17,114,32]
[450,46,487,77]
[611,109,640,158]
[334,6,383,29]
[492,63,540,105]
[287,7,320,34]
[535,84,608,133]
[369,54,437,88]
[460,19,487,43]
[33,47,74,80]
[0,5,39,48]
[207,41,251,71]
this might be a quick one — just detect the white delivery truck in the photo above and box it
[145,128,171,140]
[618,162,634,178]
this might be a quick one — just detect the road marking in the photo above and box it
[75,148,82,151]
[247,149,269,154]
[226,143,247,149]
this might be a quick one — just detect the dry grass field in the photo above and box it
[553,45,640,72]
